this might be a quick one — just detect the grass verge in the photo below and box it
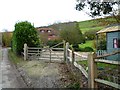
[8,49,24,65]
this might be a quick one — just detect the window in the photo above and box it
[47,30,51,33]
[113,38,120,48]
[40,30,44,33]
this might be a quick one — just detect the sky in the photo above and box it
[0,0,93,32]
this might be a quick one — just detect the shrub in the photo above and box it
[12,21,40,55]
[84,30,98,40]
[2,32,12,47]
[72,44,94,52]
[60,22,85,45]
[83,47,94,52]
[47,39,63,48]
[97,39,107,50]
[72,44,80,51]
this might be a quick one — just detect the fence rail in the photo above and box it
[23,42,64,62]
[88,52,120,89]
[65,42,120,89]
[96,50,120,59]
[95,79,120,89]
[74,62,88,78]
[95,59,120,65]
[66,47,88,78]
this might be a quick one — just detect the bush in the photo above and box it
[72,44,80,51]
[83,47,94,52]
[72,44,94,52]
[2,32,12,47]
[84,30,98,40]
[47,39,63,48]
[12,21,40,55]
[97,39,107,50]
[60,22,85,45]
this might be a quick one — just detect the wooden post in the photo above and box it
[24,43,27,60]
[63,40,66,62]
[88,52,97,88]
[96,34,98,53]
[71,47,75,64]
[66,42,69,63]
[38,49,40,60]
[50,49,51,63]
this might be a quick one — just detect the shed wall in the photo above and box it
[107,31,120,61]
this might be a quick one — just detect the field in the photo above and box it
[78,16,118,33]
[78,20,104,33]
[79,40,96,51]
[79,40,94,48]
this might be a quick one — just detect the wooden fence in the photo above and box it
[96,50,107,59]
[23,42,120,89]
[23,42,64,62]
[89,52,120,89]
[65,42,120,89]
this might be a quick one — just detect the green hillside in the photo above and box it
[47,16,118,34]
[78,16,118,33]
[78,20,104,33]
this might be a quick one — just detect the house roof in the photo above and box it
[36,27,54,31]
[97,25,120,34]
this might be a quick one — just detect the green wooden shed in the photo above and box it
[96,25,120,61]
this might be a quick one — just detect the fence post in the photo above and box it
[65,42,69,62]
[88,52,97,88]
[24,43,28,60]
[50,49,51,63]
[63,40,66,62]
[71,47,75,64]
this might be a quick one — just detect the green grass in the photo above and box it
[81,26,104,33]
[78,16,118,33]
[8,49,25,65]
[77,60,117,69]
[78,19,104,33]
[79,40,95,50]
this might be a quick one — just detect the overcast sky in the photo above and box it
[0,0,93,32]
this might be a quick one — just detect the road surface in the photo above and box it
[0,48,27,89]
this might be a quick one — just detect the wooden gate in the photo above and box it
[23,41,65,62]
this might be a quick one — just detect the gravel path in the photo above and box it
[0,46,2,90]
[18,60,70,88]
[0,48,27,89]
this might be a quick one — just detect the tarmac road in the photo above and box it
[0,48,27,89]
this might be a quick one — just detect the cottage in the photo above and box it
[36,27,59,40]
[96,25,120,61]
